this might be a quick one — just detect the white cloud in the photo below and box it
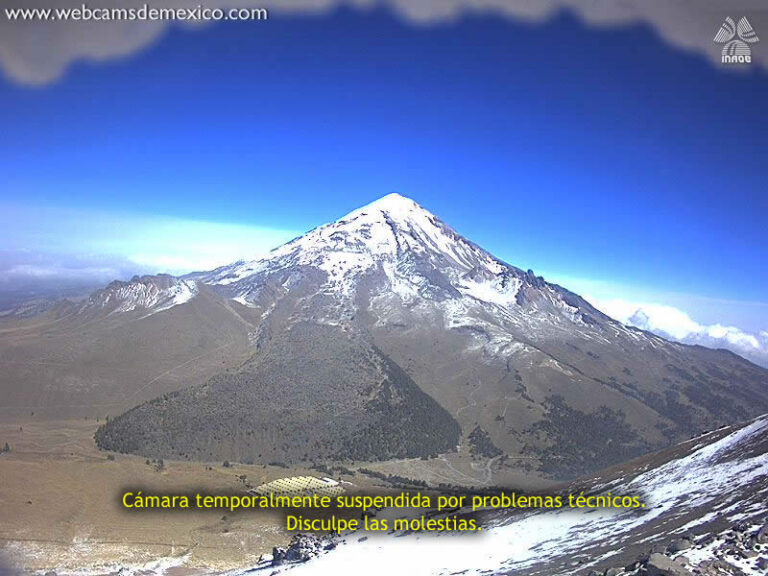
[0,205,301,280]
[3,262,123,280]
[1,0,767,86]
[589,296,768,368]
[121,218,300,274]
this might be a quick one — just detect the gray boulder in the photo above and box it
[668,538,692,553]
[646,553,692,576]
[272,533,328,565]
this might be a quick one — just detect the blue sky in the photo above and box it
[1,7,766,339]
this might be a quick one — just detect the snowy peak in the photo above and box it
[81,274,198,316]
[328,192,480,264]
[193,193,612,331]
[200,194,515,293]
[279,192,455,260]
[339,192,424,224]
[334,192,453,247]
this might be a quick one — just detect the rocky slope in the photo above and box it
[0,279,251,420]
[94,321,461,463]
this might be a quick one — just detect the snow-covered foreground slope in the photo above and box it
[249,416,768,576]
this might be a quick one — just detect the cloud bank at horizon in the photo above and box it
[0,205,300,286]
[590,297,768,368]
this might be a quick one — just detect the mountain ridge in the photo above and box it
[89,194,768,479]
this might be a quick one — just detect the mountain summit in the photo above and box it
[197,193,602,327]
[14,194,767,480]
[197,192,518,301]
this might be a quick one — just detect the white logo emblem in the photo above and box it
[714,16,759,64]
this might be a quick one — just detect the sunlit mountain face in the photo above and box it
[76,194,768,479]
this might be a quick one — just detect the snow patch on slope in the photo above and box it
[82,275,198,316]
[262,417,768,576]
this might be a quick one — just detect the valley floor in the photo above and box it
[0,418,552,574]
[0,419,291,573]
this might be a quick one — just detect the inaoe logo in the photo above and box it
[714,17,760,64]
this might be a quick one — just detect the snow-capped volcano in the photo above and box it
[195,193,599,328]
[204,193,464,280]
[198,192,507,294]
[7,194,764,480]
[91,194,768,479]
